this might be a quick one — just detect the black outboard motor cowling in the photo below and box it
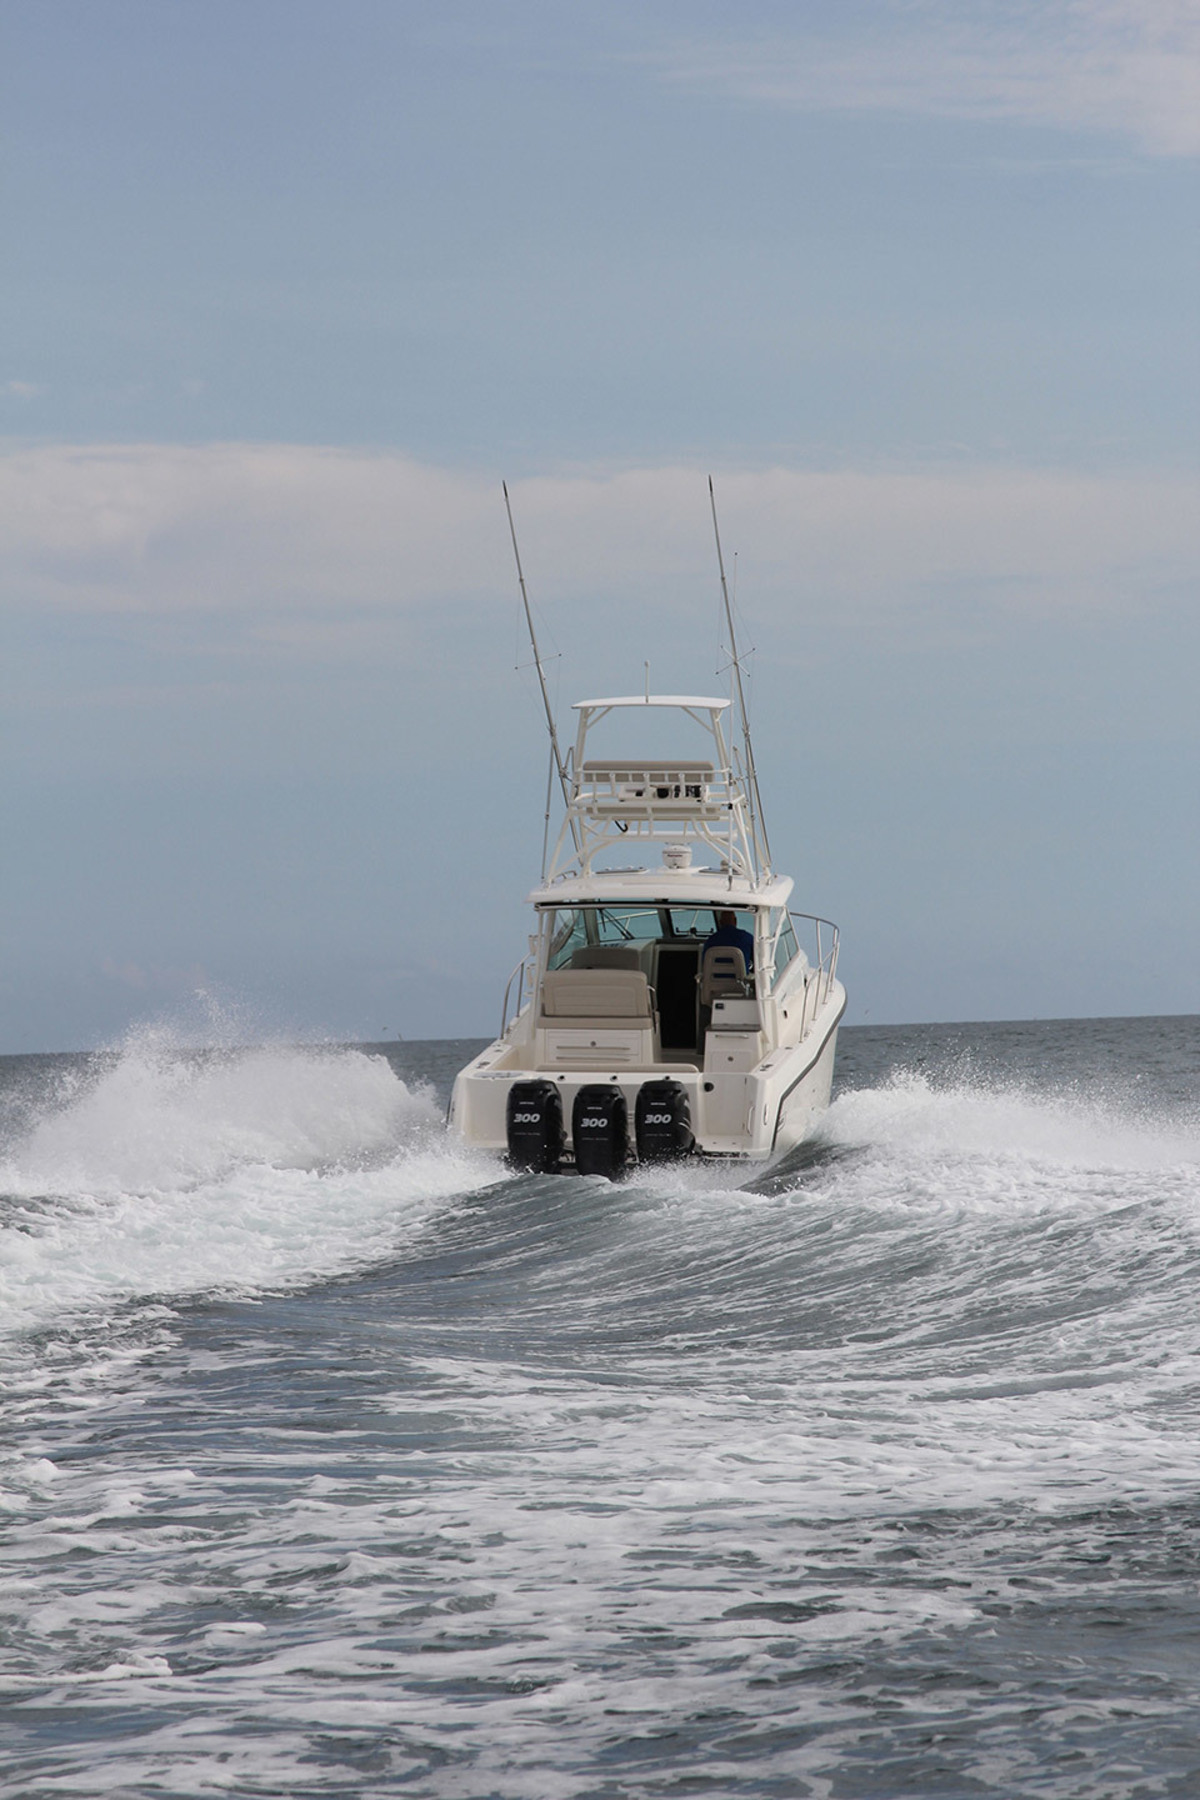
[506,1079,565,1173]
[572,1085,630,1179]
[635,1079,695,1162]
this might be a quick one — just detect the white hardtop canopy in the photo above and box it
[573,695,730,711]
[528,870,794,909]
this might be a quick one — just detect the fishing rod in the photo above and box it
[709,475,772,872]
[502,482,579,868]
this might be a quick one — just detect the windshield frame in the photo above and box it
[538,901,767,975]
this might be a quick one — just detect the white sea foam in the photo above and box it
[797,1070,1200,1239]
[825,1068,1200,1174]
[3,1036,425,1195]
[4,1030,1200,1797]
[0,1038,498,1336]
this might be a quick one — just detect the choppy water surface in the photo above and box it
[2,1016,1199,1797]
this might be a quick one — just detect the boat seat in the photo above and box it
[539,968,654,1025]
[699,946,750,1010]
[537,968,658,1069]
[569,945,642,972]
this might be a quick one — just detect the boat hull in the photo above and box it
[449,981,844,1170]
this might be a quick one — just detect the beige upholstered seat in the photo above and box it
[537,968,658,1069]
[568,945,642,972]
[699,946,749,1010]
[540,969,653,1024]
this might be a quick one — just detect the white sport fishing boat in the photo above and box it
[448,484,845,1179]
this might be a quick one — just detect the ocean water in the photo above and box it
[1,1015,1199,1799]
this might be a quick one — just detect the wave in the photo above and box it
[2,1036,1198,1349]
[0,1034,497,1336]
[823,1067,1200,1180]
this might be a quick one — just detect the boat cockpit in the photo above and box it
[535,901,800,1068]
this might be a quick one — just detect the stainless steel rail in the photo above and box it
[787,912,841,1037]
[500,953,536,1036]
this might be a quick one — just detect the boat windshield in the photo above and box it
[773,912,799,978]
[543,903,758,970]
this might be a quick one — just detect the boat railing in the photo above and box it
[501,952,537,1036]
[787,912,841,1038]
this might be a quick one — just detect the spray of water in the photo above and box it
[0,1029,497,1335]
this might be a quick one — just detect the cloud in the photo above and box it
[654,1,1200,158]
[5,380,43,399]
[0,444,1196,647]
[0,443,503,617]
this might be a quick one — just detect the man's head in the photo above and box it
[716,910,736,929]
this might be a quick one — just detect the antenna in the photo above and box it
[709,475,772,871]
[503,482,578,869]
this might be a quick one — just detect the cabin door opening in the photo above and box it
[656,945,701,1052]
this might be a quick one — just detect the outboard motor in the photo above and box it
[571,1085,630,1179]
[506,1080,565,1173]
[635,1079,695,1162]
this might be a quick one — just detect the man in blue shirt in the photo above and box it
[704,909,754,972]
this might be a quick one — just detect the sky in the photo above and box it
[2,0,1198,1051]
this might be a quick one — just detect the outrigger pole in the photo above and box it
[502,482,579,868]
[709,476,772,872]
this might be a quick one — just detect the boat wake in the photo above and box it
[2,1035,1197,1356]
[0,1034,495,1338]
[3,1027,1200,1796]
[825,1066,1200,1181]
